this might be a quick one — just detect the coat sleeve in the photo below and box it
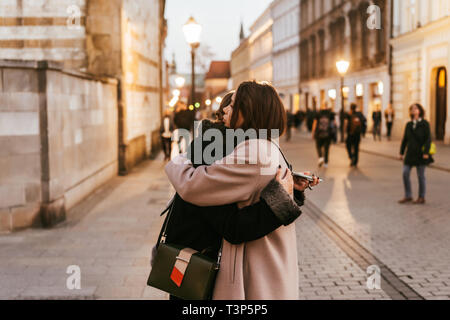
[165,145,263,207]
[400,124,409,156]
[198,180,302,245]
[423,121,432,155]
[198,201,281,245]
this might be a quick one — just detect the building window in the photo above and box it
[407,0,417,31]
[318,30,325,77]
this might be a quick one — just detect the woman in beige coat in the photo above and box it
[165,81,315,300]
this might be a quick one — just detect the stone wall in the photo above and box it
[0,0,166,175]
[119,0,163,173]
[0,60,118,232]
[0,0,88,70]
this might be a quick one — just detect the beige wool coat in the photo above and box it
[165,139,299,300]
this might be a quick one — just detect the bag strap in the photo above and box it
[157,195,176,245]
[157,194,223,268]
[270,140,292,171]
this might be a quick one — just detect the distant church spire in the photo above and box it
[170,52,177,74]
[239,20,245,42]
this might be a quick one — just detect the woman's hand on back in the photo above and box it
[275,167,293,197]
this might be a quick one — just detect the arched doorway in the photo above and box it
[436,67,447,141]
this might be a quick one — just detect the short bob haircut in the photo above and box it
[409,103,425,120]
[215,91,234,123]
[230,81,286,139]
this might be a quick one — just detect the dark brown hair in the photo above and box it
[230,81,286,138]
[215,91,234,123]
[409,103,425,120]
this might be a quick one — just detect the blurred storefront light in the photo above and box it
[328,89,337,100]
[377,81,384,95]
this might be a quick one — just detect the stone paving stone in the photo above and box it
[284,132,450,300]
[16,286,97,300]
[94,286,145,299]
[0,135,447,300]
[296,212,391,300]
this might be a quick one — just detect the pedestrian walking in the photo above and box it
[344,103,366,168]
[385,104,395,140]
[312,104,336,168]
[306,107,316,132]
[372,104,382,141]
[173,103,195,154]
[398,103,433,205]
[165,81,320,300]
[295,109,306,130]
[285,109,296,141]
[339,108,347,142]
[160,109,174,161]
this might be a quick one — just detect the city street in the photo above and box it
[1,130,449,300]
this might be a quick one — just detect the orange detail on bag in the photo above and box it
[170,267,184,287]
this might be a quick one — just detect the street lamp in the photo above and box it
[175,76,185,88]
[336,59,350,142]
[183,16,202,106]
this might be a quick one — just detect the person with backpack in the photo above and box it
[344,103,367,168]
[312,104,337,168]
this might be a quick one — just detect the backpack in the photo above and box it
[316,115,331,139]
[349,113,363,135]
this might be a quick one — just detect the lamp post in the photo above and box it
[336,59,350,142]
[183,16,202,106]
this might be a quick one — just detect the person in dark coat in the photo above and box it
[398,103,433,205]
[372,104,382,141]
[312,105,336,168]
[344,103,367,168]
[174,104,195,131]
[295,109,306,130]
[160,110,174,161]
[285,110,296,141]
[306,107,316,132]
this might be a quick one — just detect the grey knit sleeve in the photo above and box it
[260,179,303,226]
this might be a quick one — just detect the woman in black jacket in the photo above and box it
[399,103,433,205]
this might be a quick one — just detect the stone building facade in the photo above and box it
[271,0,301,112]
[0,0,167,174]
[391,0,450,142]
[0,1,166,231]
[299,0,391,131]
[231,37,250,89]
[248,7,273,83]
[0,60,118,232]
[204,61,230,100]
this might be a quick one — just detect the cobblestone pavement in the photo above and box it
[0,130,448,300]
[283,130,450,300]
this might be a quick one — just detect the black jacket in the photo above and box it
[158,120,304,260]
[400,119,433,166]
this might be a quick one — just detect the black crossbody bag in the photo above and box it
[147,196,222,300]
